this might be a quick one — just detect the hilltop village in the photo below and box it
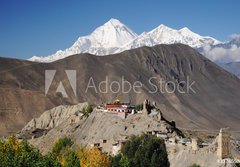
[13,99,239,167]
[93,100,237,161]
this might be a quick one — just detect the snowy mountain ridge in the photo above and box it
[117,24,220,53]
[29,18,221,62]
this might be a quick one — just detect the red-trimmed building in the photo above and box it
[104,99,135,114]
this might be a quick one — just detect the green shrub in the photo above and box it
[57,147,79,167]
[111,134,169,167]
[52,137,73,155]
[82,104,93,117]
[197,138,204,145]
[135,104,143,111]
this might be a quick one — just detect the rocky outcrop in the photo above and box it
[20,102,88,132]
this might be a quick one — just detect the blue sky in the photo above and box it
[0,0,240,59]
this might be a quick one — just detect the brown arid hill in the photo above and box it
[0,44,240,136]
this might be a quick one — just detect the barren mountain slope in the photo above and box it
[0,44,240,135]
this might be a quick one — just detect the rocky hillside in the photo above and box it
[1,44,240,135]
[23,102,181,154]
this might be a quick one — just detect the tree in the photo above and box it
[51,137,81,167]
[110,155,129,167]
[56,146,79,167]
[52,137,73,155]
[0,135,19,166]
[110,154,121,167]
[0,136,60,167]
[111,134,170,167]
[78,147,110,167]
[52,137,110,167]
[119,156,130,167]
[236,156,240,167]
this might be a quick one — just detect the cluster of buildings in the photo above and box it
[95,99,233,160]
[87,134,198,156]
[88,138,127,156]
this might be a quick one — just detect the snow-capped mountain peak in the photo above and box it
[148,24,174,34]
[89,18,138,48]
[29,18,137,62]
[104,18,125,27]
[155,24,169,29]
[179,27,192,32]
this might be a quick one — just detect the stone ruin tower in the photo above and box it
[142,99,151,115]
[217,128,231,159]
[191,138,198,152]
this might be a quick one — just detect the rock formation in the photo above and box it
[18,102,88,138]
